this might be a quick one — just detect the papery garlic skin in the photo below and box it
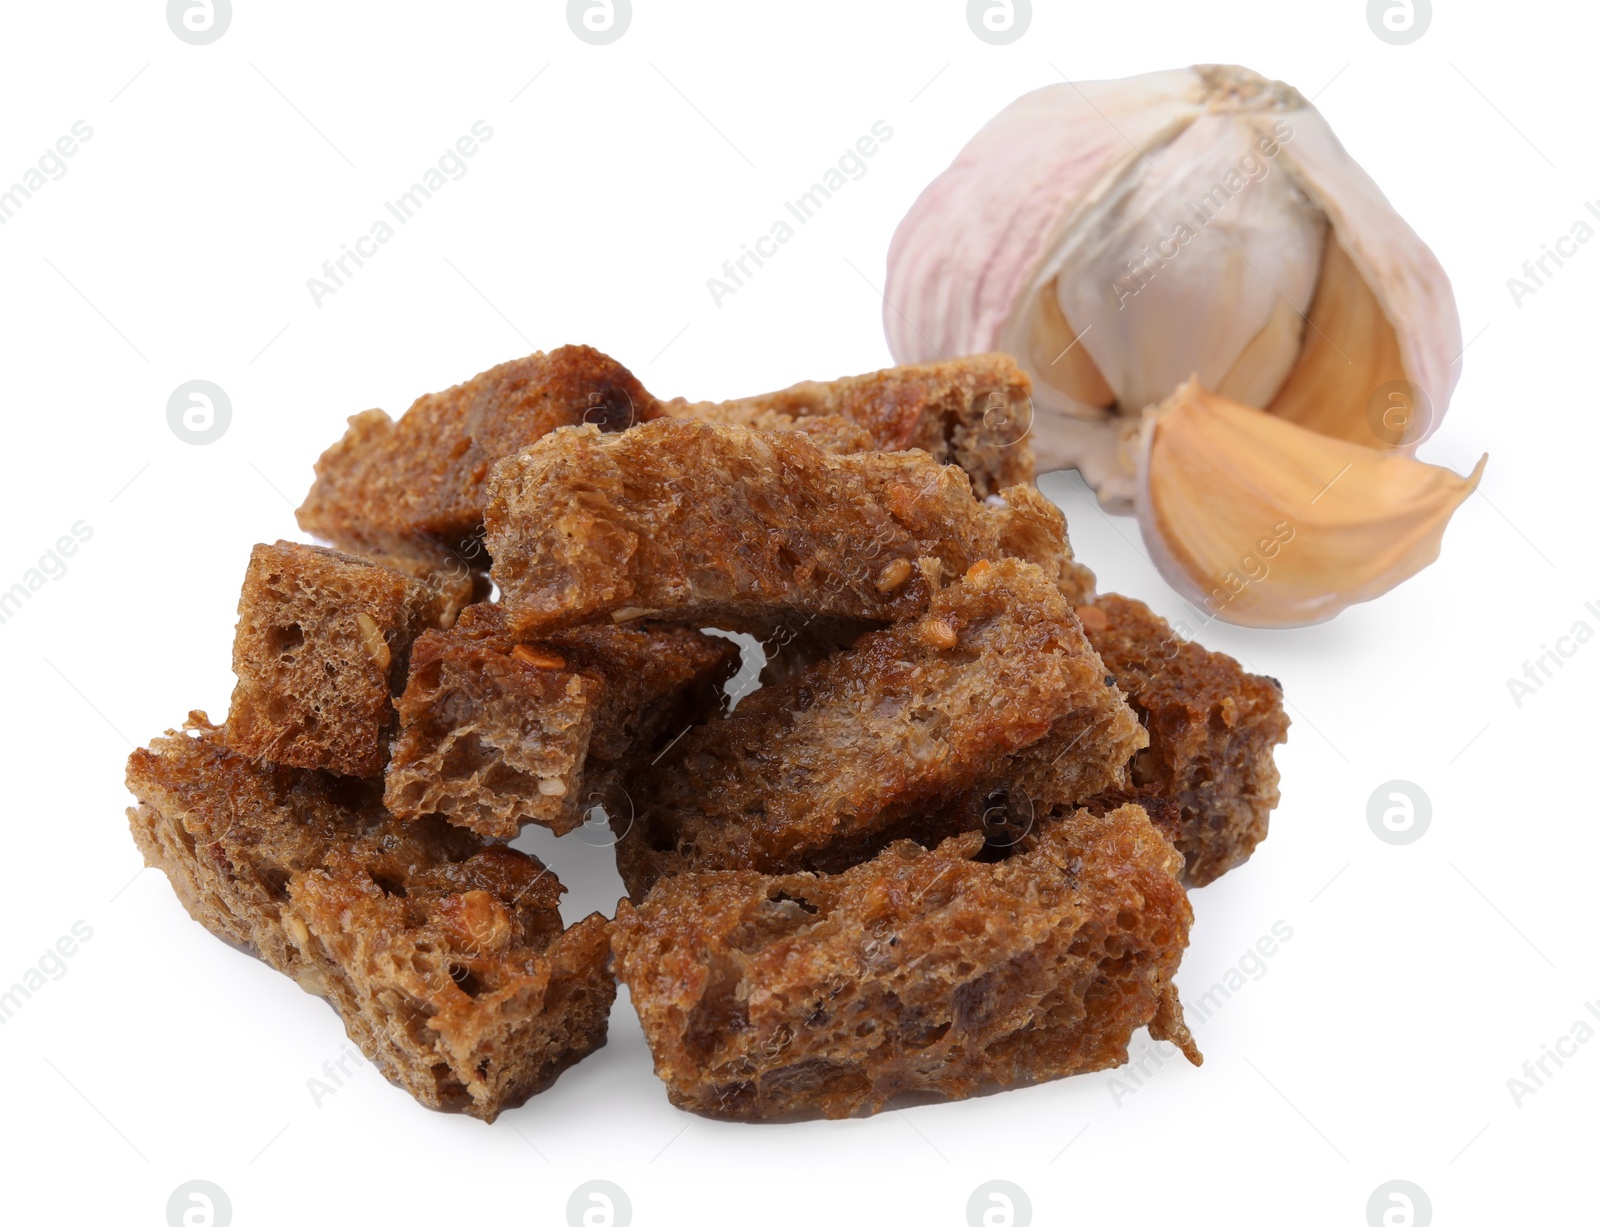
[886,67,1199,383]
[1137,381,1486,628]
[1051,111,1326,414]
[1267,119,1461,448]
[885,65,1463,510]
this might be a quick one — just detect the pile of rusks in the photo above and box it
[126,346,1289,1123]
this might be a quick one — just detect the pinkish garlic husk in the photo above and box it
[885,64,1482,627]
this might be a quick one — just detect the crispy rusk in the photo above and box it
[611,803,1199,1121]
[225,542,442,778]
[485,419,1089,636]
[1077,595,1290,885]
[386,604,737,839]
[661,353,1038,496]
[296,345,656,569]
[613,558,1142,898]
[126,716,614,1122]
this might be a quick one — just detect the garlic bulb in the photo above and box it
[885,65,1484,626]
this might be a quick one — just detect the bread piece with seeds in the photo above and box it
[611,803,1198,1121]
[225,542,442,777]
[661,354,1037,497]
[126,716,614,1122]
[385,604,738,840]
[485,418,1086,637]
[614,558,1143,898]
[348,537,490,630]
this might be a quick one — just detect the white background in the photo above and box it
[0,2,1591,1224]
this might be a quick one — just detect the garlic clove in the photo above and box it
[1274,113,1463,448]
[1136,379,1485,628]
[1024,278,1115,412]
[1259,233,1410,446]
[1051,111,1328,414]
[1215,289,1318,410]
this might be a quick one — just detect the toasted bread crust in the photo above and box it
[485,419,1083,636]
[386,605,737,839]
[225,542,441,777]
[661,354,1037,497]
[611,804,1197,1121]
[1078,596,1290,885]
[613,559,1143,898]
[298,353,1041,579]
[296,345,657,566]
[127,717,614,1121]
[126,340,1297,1127]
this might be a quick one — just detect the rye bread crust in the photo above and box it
[225,542,443,778]
[661,353,1038,497]
[127,716,614,1122]
[385,604,737,839]
[612,803,1199,1121]
[484,418,1088,637]
[614,558,1142,898]
[1078,595,1290,886]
